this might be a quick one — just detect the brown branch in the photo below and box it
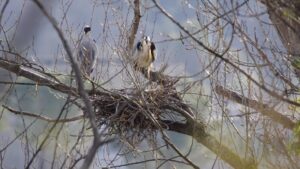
[261,0,300,79]
[111,158,188,168]
[163,135,200,169]
[0,0,9,24]
[165,120,257,169]
[0,81,52,86]
[215,85,296,130]
[25,95,72,169]
[0,59,110,100]
[127,0,141,51]
[0,58,78,96]
[2,105,84,122]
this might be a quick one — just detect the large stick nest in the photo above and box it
[87,79,195,145]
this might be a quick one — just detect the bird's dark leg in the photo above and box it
[91,80,96,93]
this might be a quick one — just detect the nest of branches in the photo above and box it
[0,58,200,146]
[87,79,195,145]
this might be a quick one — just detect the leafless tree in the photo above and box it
[0,0,299,169]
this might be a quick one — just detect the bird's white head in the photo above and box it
[143,36,151,43]
[83,25,91,34]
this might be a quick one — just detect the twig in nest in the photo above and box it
[139,67,179,87]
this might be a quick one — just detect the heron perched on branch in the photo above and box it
[77,25,97,77]
[133,36,156,78]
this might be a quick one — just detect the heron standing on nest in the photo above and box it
[77,25,97,77]
[133,36,156,78]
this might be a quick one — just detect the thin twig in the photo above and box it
[25,96,71,169]
[0,59,78,96]
[162,134,200,169]
[0,0,9,24]
[2,105,84,122]
[0,81,54,86]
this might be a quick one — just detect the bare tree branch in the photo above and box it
[2,105,84,122]
[215,85,296,130]
[261,0,300,79]
[0,58,78,96]
[162,134,200,169]
[1,1,299,168]
[0,0,9,24]
[165,120,257,169]
[25,96,72,169]
[152,0,300,108]
[127,0,141,52]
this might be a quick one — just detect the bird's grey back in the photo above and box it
[77,35,97,75]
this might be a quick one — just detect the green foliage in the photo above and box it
[282,8,297,19]
[289,122,300,154]
[291,58,300,70]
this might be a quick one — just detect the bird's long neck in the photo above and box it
[84,31,91,36]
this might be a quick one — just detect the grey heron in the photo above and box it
[133,36,156,78]
[77,25,97,77]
